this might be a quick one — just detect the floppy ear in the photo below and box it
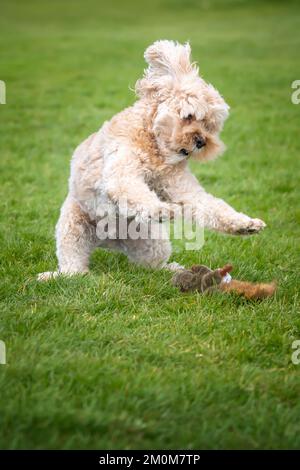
[204,84,230,131]
[152,103,175,137]
[144,40,194,77]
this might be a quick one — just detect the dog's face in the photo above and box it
[152,93,227,165]
[136,40,229,165]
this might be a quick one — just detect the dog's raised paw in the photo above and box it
[235,218,266,235]
[135,203,174,224]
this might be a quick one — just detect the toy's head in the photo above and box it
[173,264,233,293]
[135,40,229,165]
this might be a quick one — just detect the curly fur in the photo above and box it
[38,40,266,281]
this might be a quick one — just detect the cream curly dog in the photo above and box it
[38,40,266,280]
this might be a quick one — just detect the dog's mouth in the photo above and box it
[168,139,207,165]
[179,148,190,157]
[179,146,206,159]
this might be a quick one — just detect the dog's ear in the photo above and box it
[152,103,175,137]
[144,40,194,77]
[203,84,230,132]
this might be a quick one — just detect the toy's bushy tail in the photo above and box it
[220,280,276,300]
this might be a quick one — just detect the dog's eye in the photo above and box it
[184,114,193,122]
[202,118,216,133]
[179,148,189,156]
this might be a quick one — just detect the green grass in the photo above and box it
[1,0,300,450]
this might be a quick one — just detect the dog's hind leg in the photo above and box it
[38,195,97,281]
[121,236,172,269]
[117,221,175,269]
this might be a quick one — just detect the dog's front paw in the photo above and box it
[234,217,266,235]
[152,204,174,223]
[136,203,174,224]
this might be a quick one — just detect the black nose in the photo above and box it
[195,137,206,149]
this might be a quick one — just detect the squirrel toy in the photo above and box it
[172,264,276,300]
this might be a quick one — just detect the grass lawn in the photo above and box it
[1,0,300,450]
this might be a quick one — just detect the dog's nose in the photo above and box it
[195,137,206,149]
